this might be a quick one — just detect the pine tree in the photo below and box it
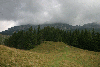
[71,29,79,47]
[93,32,100,51]
[66,30,72,45]
[78,30,85,48]
[17,30,25,49]
[33,28,37,46]
[92,28,95,39]
[83,29,90,49]
[37,25,41,45]
[91,28,96,50]
[86,30,92,50]
[24,26,34,49]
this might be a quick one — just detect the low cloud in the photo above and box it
[0,0,100,32]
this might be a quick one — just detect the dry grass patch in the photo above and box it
[65,45,100,67]
[0,41,100,67]
[30,41,67,54]
[0,45,53,67]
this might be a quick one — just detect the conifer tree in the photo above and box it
[33,28,37,45]
[91,28,96,49]
[66,30,72,45]
[24,26,34,49]
[83,29,90,49]
[92,28,95,39]
[94,32,100,51]
[71,29,79,47]
[37,25,41,45]
[86,30,92,50]
[78,30,85,48]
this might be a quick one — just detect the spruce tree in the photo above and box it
[33,28,37,46]
[37,25,41,45]
[78,30,85,48]
[71,29,79,47]
[93,32,100,51]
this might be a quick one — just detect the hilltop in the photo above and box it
[0,41,100,67]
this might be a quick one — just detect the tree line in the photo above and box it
[4,25,100,51]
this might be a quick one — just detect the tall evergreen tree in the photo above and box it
[71,29,79,47]
[93,32,100,51]
[92,28,95,39]
[78,30,85,48]
[91,28,96,49]
[37,25,41,45]
[33,28,37,45]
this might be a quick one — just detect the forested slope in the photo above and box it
[3,25,100,52]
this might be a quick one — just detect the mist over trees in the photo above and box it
[0,22,100,35]
[4,25,100,52]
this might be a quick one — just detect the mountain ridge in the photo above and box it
[0,22,100,35]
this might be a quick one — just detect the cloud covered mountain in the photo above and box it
[0,22,100,35]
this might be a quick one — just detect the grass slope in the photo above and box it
[0,41,100,67]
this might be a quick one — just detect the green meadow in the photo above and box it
[0,41,100,67]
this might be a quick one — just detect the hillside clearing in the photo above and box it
[0,41,100,67]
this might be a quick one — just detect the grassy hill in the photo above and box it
[0,41,100,67]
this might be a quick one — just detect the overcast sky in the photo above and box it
[0,0,100,32]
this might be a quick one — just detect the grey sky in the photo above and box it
[0,0,100,32]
